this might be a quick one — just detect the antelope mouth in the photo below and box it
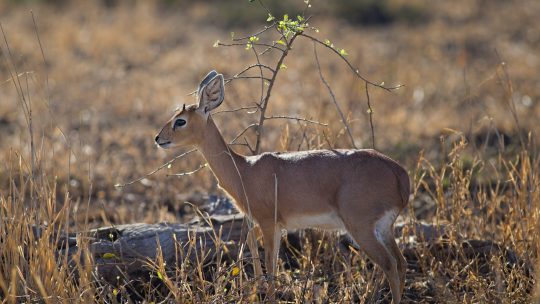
[157,141,172,149]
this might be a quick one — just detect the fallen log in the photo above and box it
[68,213,246,284]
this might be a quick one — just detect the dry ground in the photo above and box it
[0,0,539,302]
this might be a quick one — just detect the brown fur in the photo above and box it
[155,72,410,303]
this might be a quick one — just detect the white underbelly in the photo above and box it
[283,211,346,231]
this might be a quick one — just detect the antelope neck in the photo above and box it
[198,117,248,205]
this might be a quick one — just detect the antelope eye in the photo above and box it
[174,119,186,129]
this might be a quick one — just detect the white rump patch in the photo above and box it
[374,209,399,243]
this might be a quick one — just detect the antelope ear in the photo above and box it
[198,70,218,93]
[197,71,225,116]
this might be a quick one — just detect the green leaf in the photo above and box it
[283,14,289,21]
[157,271,164,281]
[245,43,252,50]
[267,14,275,22]
[103,253,117,259]
[324,39,331,46]
[113,288,119,296]
[276,39,286,45]
[280,64,287,69]
[340,49,349,56]
[213,40,220,48]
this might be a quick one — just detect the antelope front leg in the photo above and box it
[245,227,263,281]
[261,225,281,300]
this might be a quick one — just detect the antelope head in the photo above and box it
[155,71,225,149]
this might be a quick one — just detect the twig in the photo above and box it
[301,33,403,92]
[243,137,256,154]
[235,63,276,75]
[230,124,259,145]
[265,115,328,126]
[254,33,299,154]
[114,148,197,188]
[232,24,274,42]
[365,82,375,149]
[218,42,285,53]
[226,76,272,82]
[251,46,266,111]
[313,43,357,149]
[259,34,287,56]
[167,164,207,177]
[213,105,259,115]
[187,73,272,97]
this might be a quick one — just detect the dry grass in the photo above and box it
[0,0,539,302]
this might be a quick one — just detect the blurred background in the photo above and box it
[0,0,538,224]
[1,1,539,302]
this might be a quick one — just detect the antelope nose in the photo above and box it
[155,135,160,143]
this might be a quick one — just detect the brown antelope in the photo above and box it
[155,71,410,303]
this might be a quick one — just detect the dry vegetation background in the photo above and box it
[0,0,539,302]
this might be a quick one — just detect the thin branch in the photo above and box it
[256,0,273,17]
[234,63,276,76]
[232,23,274,41]
[265,115,328,126]
[254,33,299,154]
[251,46,266,106]
[226,76,272,82]
[365,81,376,149]
[218,42,285,52]
[228,141,255,155]
[213,105,259,115]
[301,33,403,92]
[187,75,271,96]
[243,137,255,154]
[1,71,33,87]
[251,43,267,151]
[114,149,197,188]
[166,164,207,177]
[313,43,357,149]
[230,123,258,145]
[259,34,287,56]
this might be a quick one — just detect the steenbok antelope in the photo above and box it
[155,71,410,303]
